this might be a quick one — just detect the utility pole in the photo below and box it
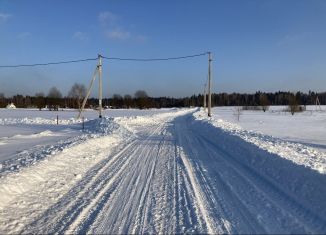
[77,54,104,119]
[98,54,103,118]
[208,52,212,117]
[203,83,207,111]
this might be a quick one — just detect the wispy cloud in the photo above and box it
[0,13,12,23]
[98,11,117,26]
[98,11,147,42]
[106,29,131,40]
[277,32,312,46]
[73,31,89,41]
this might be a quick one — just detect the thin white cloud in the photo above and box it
[73,31,89,41]
[106,29,131,40]
[99,10,147,42]
[0,13,12,23]
[98,11,117,26]
[277,32,312,46]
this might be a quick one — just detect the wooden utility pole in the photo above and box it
[98,54,103,118]
[208,52,212,117]
[203,83,207,111]
[77,54,103,119]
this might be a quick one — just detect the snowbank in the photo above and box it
[0,117,129,177]
[0,117,82,125]
[194,109,326,174]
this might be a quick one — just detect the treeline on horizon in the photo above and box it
[0,90,325,109]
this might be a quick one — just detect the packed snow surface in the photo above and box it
[0,107,325,234]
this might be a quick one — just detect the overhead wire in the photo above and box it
[0,58,98,68]
[0,52,209,68]
[101,52,209,61]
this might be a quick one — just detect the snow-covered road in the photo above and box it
[0,109,325,234]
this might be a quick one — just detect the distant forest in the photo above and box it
[0,90,325,109]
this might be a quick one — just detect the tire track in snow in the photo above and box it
[8,109,324,234]
[173,112,326,234]
[24,137,137,233]
[131,129,165,234]
[65,142,142,233]
[89,121,171,234]
[90,112,208,234]
[194,129,326,233]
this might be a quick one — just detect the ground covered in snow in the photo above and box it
[211,106,326,152]
[0,107,325,234]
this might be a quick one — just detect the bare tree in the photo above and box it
[234,106,242,121]
[259,94,270,112]
[124,94,132,108]
[35,92,45,110]
[134,90,149,109]
[112,94,123,108]
[68,83,86,110]
[0,93,5,108]
[288,94,299,115]
[48,87,62,98]
[134,90,148,98]
[47,87,62,110]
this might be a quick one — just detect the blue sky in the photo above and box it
[0,0,325,97]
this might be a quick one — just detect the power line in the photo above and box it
[102,52,209,61]
[0,52,209,68]
[0,58,98,68]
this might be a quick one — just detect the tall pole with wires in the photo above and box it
[98,54,103,118]
[0,52,210,118]
[203,83,207,111]
[208,52,212,117]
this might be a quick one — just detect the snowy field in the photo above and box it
[211,106,326,151]
[0,107,325,234]
[0,108,178,163]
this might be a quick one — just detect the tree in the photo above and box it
[134,90,148,98]
[288,93,299,115]
[12,95,24,108]
[0,93,5,108]
[259,94,270,112]
[112,94,123,108]
[35,92,45,110]
[234,106,242,121]
[124,94,133,108]
[47,87,62,110]
[134,90,149,109]
[68,83,86,110]
[48,87,62,98]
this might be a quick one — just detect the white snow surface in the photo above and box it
[0,107,325,234]
[199,106,326,174]
[211,106,326,151]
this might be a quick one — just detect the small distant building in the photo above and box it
[6,103,16,109]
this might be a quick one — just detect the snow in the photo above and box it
[0,108,178,165]
[195,106,326,174]
[0,107,325,234]
[210,106,326,151]
[6,103,16,109]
